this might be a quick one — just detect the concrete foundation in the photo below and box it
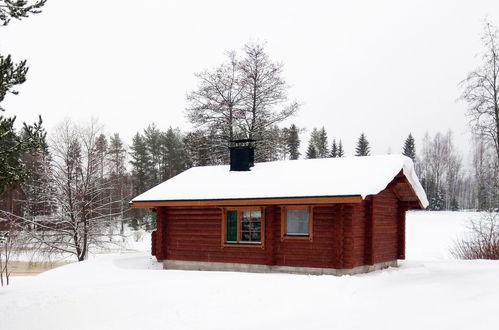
[162,259,397,276]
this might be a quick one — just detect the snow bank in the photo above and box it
[1,211,497,330]
[1,253,498,330]
[132,154,428,207]
[406,210,477,260]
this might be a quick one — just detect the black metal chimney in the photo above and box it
[229,139,256,171]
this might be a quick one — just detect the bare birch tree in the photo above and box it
[186,42,299,163]
[461,20,499,163]
[461,20,499,209]
[239,42,299,140]
[24,120,125,261]
[187,51,245,142]
[418,131,462,210]
[0,212,25,286]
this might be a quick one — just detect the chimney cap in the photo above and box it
[229,139,257,147]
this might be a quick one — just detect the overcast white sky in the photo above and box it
[1,0,499,161]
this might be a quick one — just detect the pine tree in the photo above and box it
[129,132,153,229]
[403,133,416,161]
[161,127,191,180]
[0,1,47,194]
[184,130,213,166]
[108,133,129,233]
[108,134,126,178]
[21,135,55,219]
[144,124,164,185]
[355,133,370,156]
[95,133,108,213]
[287,124,300,160]
[337,140,345,157]
[0,116,45,194]
[330,139,338,158]
[306,142,317,159]
[429,188,445,211]
[306,128,318,159]
[130,133,151,194]
[316,127,329,158]
[254,126,285,162]
[0,1,46,26]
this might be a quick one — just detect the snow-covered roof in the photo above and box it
[131,154,428,208]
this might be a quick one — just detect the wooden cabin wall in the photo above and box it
[162,206,268,264]
[371,188,400,264]
[151,189,406,270]
[274,205,337,268]
[154,205,347,268]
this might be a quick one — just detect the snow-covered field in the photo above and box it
[1,211,498,330]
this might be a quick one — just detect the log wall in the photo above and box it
[372,189,400,264]
[153,187,407,270]
[275,205,337,268]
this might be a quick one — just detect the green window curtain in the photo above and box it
[226,210,237,242]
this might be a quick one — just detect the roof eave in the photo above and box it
[130,195,363,208]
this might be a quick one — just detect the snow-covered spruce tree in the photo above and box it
[160,127,191,180]
[337,140,345,157]
[355,133,370,156]
[24,120,126,261]
[306,128,318,159]
[403,133,416,161]
[183,128,227,166]
[20,137,56,222]
[306,143,317,159]
[254,126,288,162]
[330,139,338,158]
[0,0,46,26]
[129,132,152,229]
[316,127,329,158]
[130,126,192,229]
[286,124,300,160]
[130,132,152,195]
[107,133,130,235]
[429,188,446,211]
[0,0,47,194]
[144,124,163,186]
[305,127,329,159]
[0,115,45,195]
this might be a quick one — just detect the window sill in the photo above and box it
[222,242,264,249]
[281,235,312,241]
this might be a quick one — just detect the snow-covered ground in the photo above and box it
[1,211,498,330]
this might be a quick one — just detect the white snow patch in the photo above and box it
[132,154,428,208]
[1,211,497,330]
[406,210,476,260]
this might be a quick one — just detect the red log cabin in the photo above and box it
[131,140,428,275]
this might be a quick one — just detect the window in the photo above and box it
[222,207,265,247]
[281,206,313,241]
